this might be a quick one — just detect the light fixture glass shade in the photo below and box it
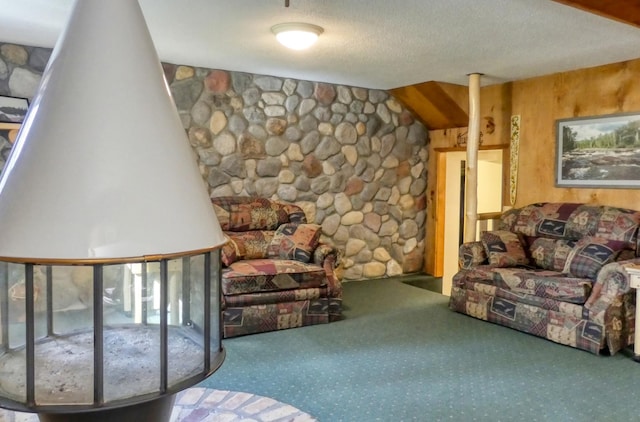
[271,22,323,50]
[0,0,225,261]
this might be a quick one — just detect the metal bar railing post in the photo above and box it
[159,260,168,393]
[93,264,104,405]
[25,264,35,406]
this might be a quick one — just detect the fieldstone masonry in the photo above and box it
[0,42,429,281]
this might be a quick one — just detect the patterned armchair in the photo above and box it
[211,196,342,337]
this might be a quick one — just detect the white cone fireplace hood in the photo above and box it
[0,1,225,420]
[0,0,224,261]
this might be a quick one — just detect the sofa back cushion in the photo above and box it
[529,237,576,272]
[211,196,307,231]
[480,230,529,267]
[500,203,640,253]
[564,236,626,279]
[267,223,321,263]
[221,231,275,266]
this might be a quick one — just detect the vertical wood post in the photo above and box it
[464,73,481,243]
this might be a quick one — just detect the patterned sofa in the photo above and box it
[211,196,342,338]
[449,202,640,355]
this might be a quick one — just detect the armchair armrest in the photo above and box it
[459,241,487,269]
[313,243,342,293]
[313,243,341,266]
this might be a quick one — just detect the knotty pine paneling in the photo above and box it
[423,58,640,274]
[512,59,640,208]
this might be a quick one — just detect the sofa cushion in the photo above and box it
[453,278,585,317]
[501,203,640,252]
[221,234,238,266]
[222,259,327,295]
[212,196,307,231]
[267,223,321,263]
[459,241,488,269]
[565,236,626,279]
[501,203,580,237]
[529,237,576,272]
[221,231,274,265]
[481,230,529,267]
[566,206,640,248]
[452,266,592,304]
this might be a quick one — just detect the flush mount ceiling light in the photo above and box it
[271,22,323,50]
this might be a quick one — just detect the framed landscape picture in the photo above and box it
[0,95,29,124]
[556,112,640,188]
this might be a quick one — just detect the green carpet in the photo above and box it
[399,273,443,293]
[201,277,639,421]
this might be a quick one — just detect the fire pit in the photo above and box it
[0,0,227,420]
[0,253,224,421]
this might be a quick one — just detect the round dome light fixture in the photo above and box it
[271,22,323,50]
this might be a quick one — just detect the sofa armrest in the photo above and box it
[459,241,487,269]
[585,258,640,322]
[585,258,640,354]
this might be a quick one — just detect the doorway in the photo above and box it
[435,148,504,296]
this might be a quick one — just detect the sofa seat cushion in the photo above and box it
[453,266,592,304]
[454,279,584,319]
[222,259,327,295]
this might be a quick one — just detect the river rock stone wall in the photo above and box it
[0,42,429,280]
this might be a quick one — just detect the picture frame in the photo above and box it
[0,95,29,124]
[556,112,640,188]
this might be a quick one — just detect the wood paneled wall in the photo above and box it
[423,58,640,274]
[512,59,640,207]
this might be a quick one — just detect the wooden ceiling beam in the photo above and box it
[389,82,468,130]
[552,0,640,28]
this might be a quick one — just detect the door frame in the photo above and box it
[432,144,508,277]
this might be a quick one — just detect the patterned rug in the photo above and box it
[0,388,317,421]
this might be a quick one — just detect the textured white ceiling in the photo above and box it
[1,0,640,89]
